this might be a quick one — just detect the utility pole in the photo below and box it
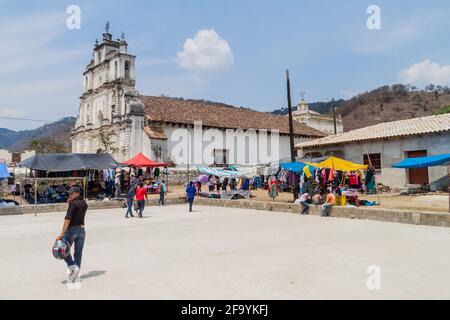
[332,98,337,134]
[187,129,190,184]
[286,69,298,201]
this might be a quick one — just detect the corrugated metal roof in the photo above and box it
[296,113,450,149]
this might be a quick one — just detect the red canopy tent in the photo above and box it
[122,153,169,168]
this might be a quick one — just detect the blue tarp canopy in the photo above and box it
[280,161,317,173]
[392,153,450,169]
[197,166,249,178]
[18,153,119,172]
[0,162,9,178]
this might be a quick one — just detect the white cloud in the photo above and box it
[398,60,450,86]
[177,29,234,72]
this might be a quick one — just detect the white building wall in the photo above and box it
[301,132,450,191]
[152,125,312,167]
[0,150,36,166]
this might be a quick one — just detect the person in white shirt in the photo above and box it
[299,192,311,215]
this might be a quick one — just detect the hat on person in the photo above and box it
[68,187,82,194]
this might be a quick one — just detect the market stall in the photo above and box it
[18,153,120,208]
[0,162,16,207]
[290,156,373,207]
[121,153,169,195]
[195,165,260,199]
[393,153,450,213]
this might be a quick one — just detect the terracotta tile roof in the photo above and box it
[296,113,450,149]
[140,96,326,138]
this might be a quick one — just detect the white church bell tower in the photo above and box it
[72,23,145,161]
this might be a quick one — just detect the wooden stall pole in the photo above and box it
[285,69,298,201]
[83,177,87,200]
[34,176,37,217]
[364,144,381,205]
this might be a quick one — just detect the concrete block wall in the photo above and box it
[194,198,450,228]
[167,169,199,185]
[1,197,449,228]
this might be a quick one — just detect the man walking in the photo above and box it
[135,182,148,218]
[158,180,167,206]
[186,181,196,213]
[56,187,88,281]
[125,185,135,218]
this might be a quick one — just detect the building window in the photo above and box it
[114,61,118,79]
[363,153,381,172]
[214,149,229,166]
[11,153,21,164]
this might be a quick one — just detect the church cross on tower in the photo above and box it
[300,91,305,100]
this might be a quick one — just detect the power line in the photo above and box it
[0,116,53,123]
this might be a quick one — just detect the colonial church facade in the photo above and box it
[293,99,344,135]
[71,29,326,166]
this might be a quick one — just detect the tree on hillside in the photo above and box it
[28,137,69,154]
[435,105,450,115]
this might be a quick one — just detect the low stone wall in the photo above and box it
[1,197,449,228]
[0,198,186,216]
[194,198,450,228]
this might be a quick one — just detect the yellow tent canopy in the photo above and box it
[305,156,368,172]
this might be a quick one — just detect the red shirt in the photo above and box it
[135,187,147,201]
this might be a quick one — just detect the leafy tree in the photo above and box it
[28,137,69,154]
[98,129,118,154]
[435,105,450,115]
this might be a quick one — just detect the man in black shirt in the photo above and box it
[56,187,88,281]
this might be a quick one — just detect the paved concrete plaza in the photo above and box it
[1,205,450,300]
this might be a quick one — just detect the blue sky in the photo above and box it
[1,0,450,130]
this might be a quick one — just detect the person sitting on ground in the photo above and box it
[299,192,311,215]
[321,190,336,217]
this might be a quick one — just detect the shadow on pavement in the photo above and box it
[81,270,106,280]
[61,270,106,284]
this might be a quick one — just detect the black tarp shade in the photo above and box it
[18,153,119,172]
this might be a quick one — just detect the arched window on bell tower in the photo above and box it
[124,61,130,79]
[97,110,104,127]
